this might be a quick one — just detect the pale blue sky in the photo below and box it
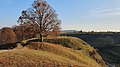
[0,0,120,31]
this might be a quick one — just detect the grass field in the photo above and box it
[0,48,86,67]
[0,37,107,67]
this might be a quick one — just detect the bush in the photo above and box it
[0,27,17,45]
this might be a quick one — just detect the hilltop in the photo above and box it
[0,37,107,67]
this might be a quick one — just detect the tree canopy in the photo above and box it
[18,0,61,42]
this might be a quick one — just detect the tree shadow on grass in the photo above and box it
[0,43,17,50]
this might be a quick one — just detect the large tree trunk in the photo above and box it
[39,25,43,42]
[39,33,43,42]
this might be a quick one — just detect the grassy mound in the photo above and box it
[0,48,86,67]
[44,37,89,50]
[44,37,106,65]
[0,37,107,67]
[26,42,101,66]
[22,37,93,50]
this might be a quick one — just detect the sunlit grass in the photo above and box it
[0,48,86,67]
[0,36,107,67]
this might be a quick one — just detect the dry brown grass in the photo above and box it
[26,42,103,67]
[0,48,86,67]
[0,37,107,67]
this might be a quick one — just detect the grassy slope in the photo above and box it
[61,33,120,66]
[0,37,107,67]
[43,37,107,67]
[0,48,86,67]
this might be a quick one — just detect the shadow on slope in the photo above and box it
[98,46,120,67]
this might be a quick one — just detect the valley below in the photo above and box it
[61,33,120,67]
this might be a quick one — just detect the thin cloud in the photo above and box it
[106,12,120,15]
[90,8,120,16]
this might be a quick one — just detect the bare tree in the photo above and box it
[18,0,61,42]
